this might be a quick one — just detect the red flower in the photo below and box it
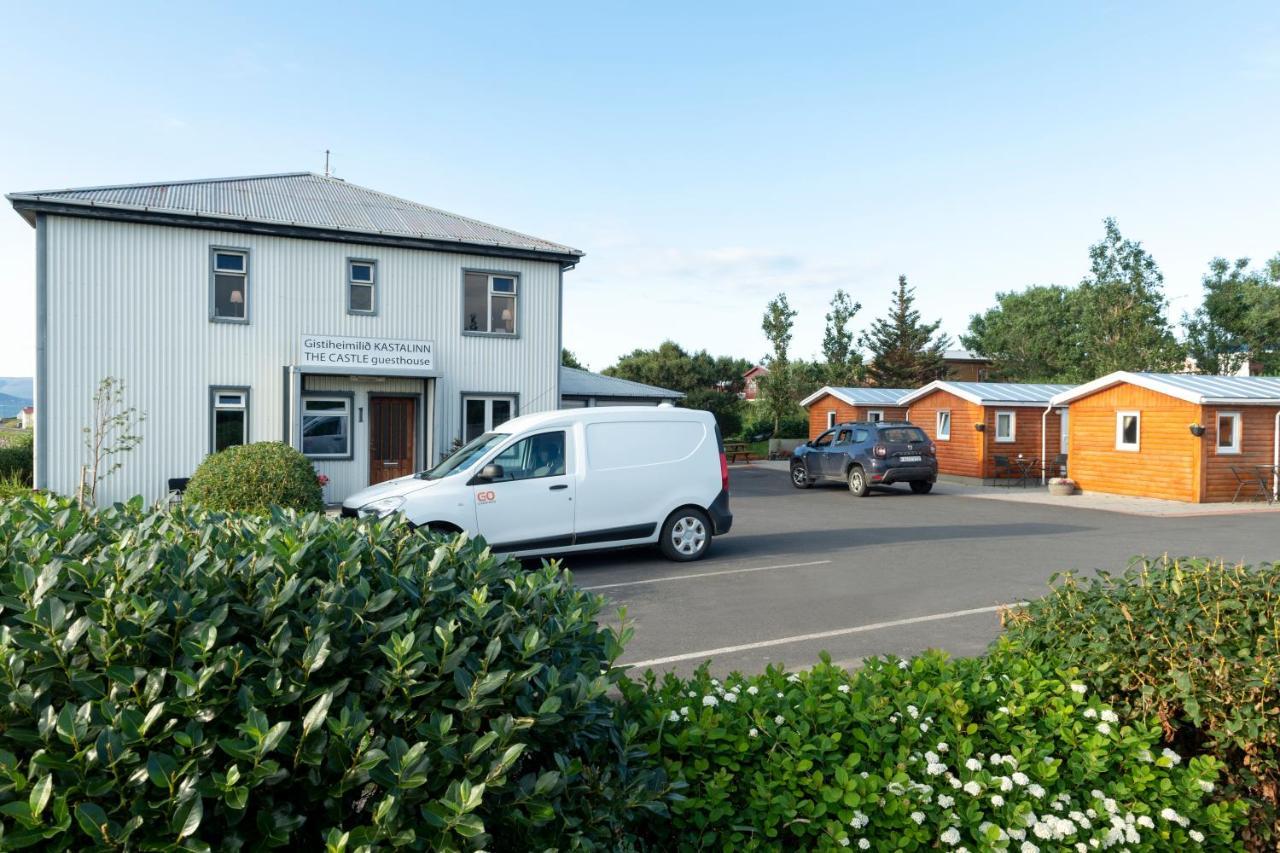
[316,474,330,487]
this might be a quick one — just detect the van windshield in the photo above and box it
[418,432,508,480]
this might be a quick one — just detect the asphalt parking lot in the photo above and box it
[562,465,1280,676]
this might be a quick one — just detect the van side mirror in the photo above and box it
[478,463,504,482]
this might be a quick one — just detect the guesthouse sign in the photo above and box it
[299,334,435,375]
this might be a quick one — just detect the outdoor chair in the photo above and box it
[1229,466,1267,503]
[166,477,190,506]
[992,455,1016,487]
[1054,453,1068,478]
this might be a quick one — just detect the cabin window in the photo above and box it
[1116,411,1140,451]
[936,410,951,440]
[302,397,352,459]
[211,249,249,322]
[211,388,248,452]
[867,410,884,422]
[995,411,1016,442]
[1216,412,1241,454]
[348,259,376,314]
[463,272,518,335]
[826,410,837,429]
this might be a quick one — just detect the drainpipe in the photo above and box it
[1041,404,1052,485]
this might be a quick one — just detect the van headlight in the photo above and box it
[359,496,405,517]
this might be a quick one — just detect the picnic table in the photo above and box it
[723,441,752,463]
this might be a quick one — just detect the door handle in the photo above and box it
[549,484,568,491]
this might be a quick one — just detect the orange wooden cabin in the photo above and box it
[1050,372,1280,503]
[900,381,1073,481]
[801,387,910,438]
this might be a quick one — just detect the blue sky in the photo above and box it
[2,2,1278,375]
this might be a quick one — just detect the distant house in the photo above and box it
[800,387,910,439]
[559,367,683,407]
[742,365,768,401]
[943,350,992,382]
[18,406,33,430]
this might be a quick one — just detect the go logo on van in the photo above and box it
[476,490,497,504]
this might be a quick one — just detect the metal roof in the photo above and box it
[942,349,989,362]
[1051,371,1280,406]
[7,172,583,258]
[901,380,1075,407]
[560,367,684,400]
[800,386,910,407]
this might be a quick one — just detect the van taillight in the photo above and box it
[873,444,888,458]
[719,452,729,492]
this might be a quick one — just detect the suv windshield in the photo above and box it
[879,426,928,443]
[418,432,508,480]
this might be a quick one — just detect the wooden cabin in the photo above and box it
[800,387,910,439]
[1050,372,1280,502]
[900,381,1073,482]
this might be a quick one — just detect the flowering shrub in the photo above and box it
[1005,557,1280,848]
[624,647,1244,850]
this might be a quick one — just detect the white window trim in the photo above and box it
[1216,411,1242,455]
[1116,410,1141,452]
[301,396,353,460]
[936,410,951,440]
[462,394,518,442]
[347,258,377,316]
[867,410,884,422]
[995,410,1016,443]
[826,410,837,429]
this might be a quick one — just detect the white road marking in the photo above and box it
[622,602,1026,668]
[579,559,833,592]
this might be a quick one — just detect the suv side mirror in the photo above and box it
[477,463,504,482]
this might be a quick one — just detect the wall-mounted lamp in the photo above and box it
[1189,423,1205,437]
[974,423,986,432]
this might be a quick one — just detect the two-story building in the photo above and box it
[8,172,583,504]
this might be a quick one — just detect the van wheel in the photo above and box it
[909,481,933,495]
[847,466,870,497]
[790,463,811,489]
[660,508,711,562]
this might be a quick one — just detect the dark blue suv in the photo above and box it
[791,421,938,496]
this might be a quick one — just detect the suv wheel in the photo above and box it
[790,462,811,489]
[847,465,870,497]
[659,508,711,562]
[909,481,933,495]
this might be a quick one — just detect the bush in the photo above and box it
[0,471,31,501]
[1004,557,1280,848]
[0,495,668,849]
[741,407,808,441]
[623,648,1244,850]
[0,431,33,486]
[185,441,323,513]
[682,390,744,439]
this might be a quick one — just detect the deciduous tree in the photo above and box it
[822,289,864,386]
[759,294,798,433]
[962,285,1080,382]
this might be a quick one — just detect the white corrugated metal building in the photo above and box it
[7,172,585,504]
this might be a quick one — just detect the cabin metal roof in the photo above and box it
[800,386,910,408]
[1050,371,1280,406]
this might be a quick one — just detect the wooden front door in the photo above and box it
[368,396,416,485]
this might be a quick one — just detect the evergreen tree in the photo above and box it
[561,348,586,370]
[860,276,950,387]
[822,289,864,386]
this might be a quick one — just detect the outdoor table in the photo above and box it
[1013,456,1039,488]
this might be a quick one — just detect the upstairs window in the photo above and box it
[211,249,249,322]
[211,388,248,452]
[464,272,517,334]
[348,260,376,314]
[936,410,951,440]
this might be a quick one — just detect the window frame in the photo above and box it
[484,429,569,483]
[461,269,520,337]
[1215,411,1242,455]
[995,410,1016,443]
[867,410,885,422]
[209,246,251,324]
[300,393,354,461]
[1115,410,1141,452]
[812,430,836,448]
[461,393,519,443]
[346,258,377,316]
[826,410,837,429]
[209,385,250,454]
[936,410,951,440]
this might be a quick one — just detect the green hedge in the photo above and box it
[623,648,1244,850]
[184,441,323,513]
[0,495,667,849]
[1004,557,1280,847]
[0,432,33,486]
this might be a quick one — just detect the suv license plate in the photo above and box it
[899,455,922,462]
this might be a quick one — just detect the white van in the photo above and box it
[341,406,732,561]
